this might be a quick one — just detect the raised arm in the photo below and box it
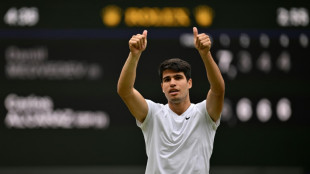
[117,30,148,123]
[193,27,225,122]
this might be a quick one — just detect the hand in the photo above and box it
[129,30,147,56]
[193,27,211,55]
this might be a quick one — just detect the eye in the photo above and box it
[174,75,183,80]
[163,77,170,82]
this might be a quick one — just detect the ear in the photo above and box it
[188,78,192,89]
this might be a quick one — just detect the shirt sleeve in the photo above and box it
[136,99,153,129]
[196,100,221,130]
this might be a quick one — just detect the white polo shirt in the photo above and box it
[137,99,220,174]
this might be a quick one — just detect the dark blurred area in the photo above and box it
[0,0,309,173]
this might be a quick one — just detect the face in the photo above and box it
[161,69,192,104]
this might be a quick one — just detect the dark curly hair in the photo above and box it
[158,58,191,82]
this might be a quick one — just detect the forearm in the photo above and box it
[200,51,225,95]
[117,52,141,97]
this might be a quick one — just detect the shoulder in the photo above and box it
[193,100,220,130]
[137,99,165,127]
[193,100,207,113]
[145,99,165,112]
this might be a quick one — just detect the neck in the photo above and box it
[168,97,191,115]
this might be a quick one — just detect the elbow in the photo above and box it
[117,87,121,96]
[219,80,225,96]
[216,85,225,97]
[212,80,225,96]
[117,84,132,98]
[117,82,124,96]
[220,80,225,94]
[117,88,127,99]
[117,84,125,97]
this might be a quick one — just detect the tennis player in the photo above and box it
[117,27,225,174]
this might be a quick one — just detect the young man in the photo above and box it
[117,27,225,174]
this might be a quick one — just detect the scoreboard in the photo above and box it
[0,0,310,170]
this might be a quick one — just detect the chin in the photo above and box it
[169,98,182,104]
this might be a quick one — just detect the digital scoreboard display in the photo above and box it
[0,0,309,171]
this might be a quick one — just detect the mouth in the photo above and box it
[169,89,179,95]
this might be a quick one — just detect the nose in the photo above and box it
[169,79,176,87]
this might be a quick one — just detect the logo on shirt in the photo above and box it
[185,117,190,120]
